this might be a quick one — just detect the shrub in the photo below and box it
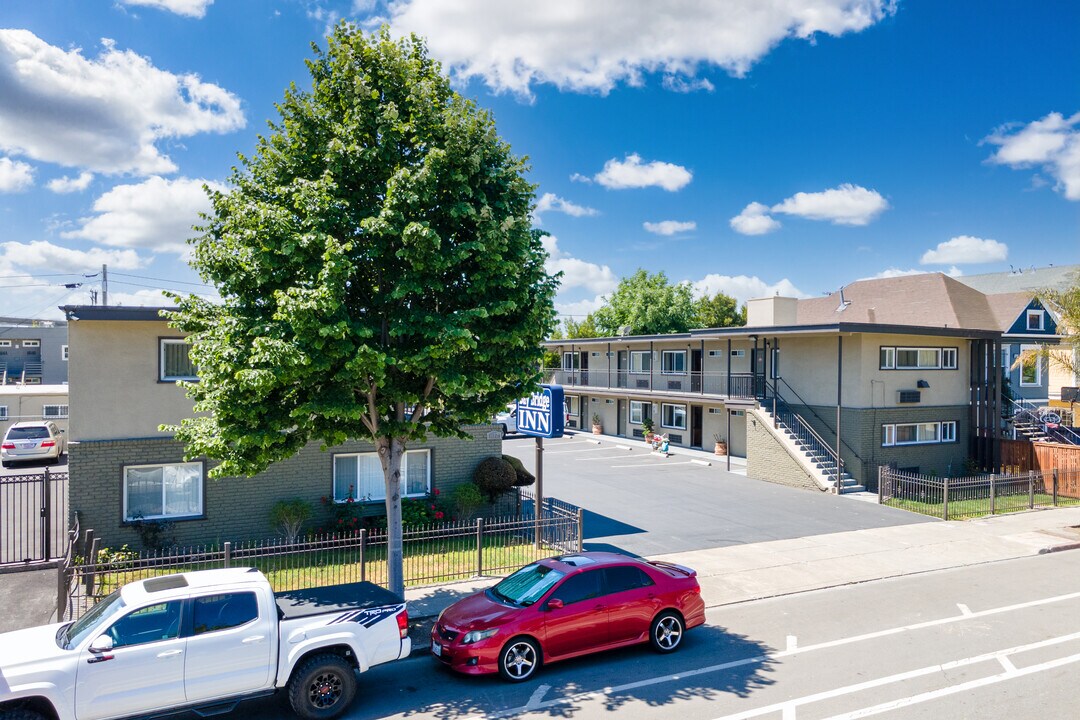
[503,454,535,487]
[270,498,314,543]
[320,494,362,535]
[452,482,485,521]
[128,514,175,551]
[473,456,516,501]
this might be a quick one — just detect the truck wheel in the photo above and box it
[287,653,357,720]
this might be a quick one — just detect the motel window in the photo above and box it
[160,339,198,382]
[123,462,204,521]
[22,340,39,348]
[629,400,652,425]
[880,347,895,369]
[630,351,651,374]
[661,403,686,430]
[334,449,430,502]
[941,348,957,369]
[661,350,686,375]
[562,352,581,371]
[0,406,7,420]
[42,404,68,419]
[880,346,956,370]
[566,396,579,416]
[882,421,956,447]
[61,345,69,361]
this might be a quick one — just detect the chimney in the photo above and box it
[746,296,798,327]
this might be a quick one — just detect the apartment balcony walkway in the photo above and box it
[544,367,764,400]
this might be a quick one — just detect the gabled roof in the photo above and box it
[985,292,1037,332]
[795,273,1000,331]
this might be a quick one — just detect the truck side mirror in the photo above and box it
[90,635,114,653]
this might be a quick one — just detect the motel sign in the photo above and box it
[515,384,565,439]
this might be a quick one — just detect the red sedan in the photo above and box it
[431,552,705,681]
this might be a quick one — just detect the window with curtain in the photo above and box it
[333,450,431,502]
[123,462,203,520]
[160,339,198,381]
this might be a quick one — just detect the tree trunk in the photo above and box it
[377,435,406,598]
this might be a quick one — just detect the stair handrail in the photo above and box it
[769,390,845,481]
[773,377,867,465]
[1004,395,1080,446]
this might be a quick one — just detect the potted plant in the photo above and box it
[642,416,655,442]
[713,433,728,456]
[591,413,603,435]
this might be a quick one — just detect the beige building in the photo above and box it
[0,384,69,438]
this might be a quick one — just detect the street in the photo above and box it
[233,550,1080,719]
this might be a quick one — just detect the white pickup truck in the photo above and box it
[0,568,411,720]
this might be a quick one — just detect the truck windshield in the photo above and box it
[491,563,564,606]
[61,589,126,650]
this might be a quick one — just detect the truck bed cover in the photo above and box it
[274,581,404,620]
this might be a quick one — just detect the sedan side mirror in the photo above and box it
[89,635,114,653]
[546,598,564,610]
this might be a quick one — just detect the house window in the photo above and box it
[1027,310,1044,331]
[661,403,686,430]
[1001,347,1011,372]
[22,340,39,348]
[123,462,204,521]
[0,406,7,419]
[629,400,652,425]
[730,349,746,358]
[334,449,430,502]
[881,421,956,447]
[941,348,957,369]
[42,404,68,419]
[629,350,651,374]
[160,339,198,381]
[562,352,580,371]
[61,345,69,361]
[880,347,895,369]
[661,350,686,375]
[1019,344,1040,386]
[896,348,940,369]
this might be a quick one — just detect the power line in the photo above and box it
[0,273,93,280]
[0,287,81,337]
[110,272,214,289]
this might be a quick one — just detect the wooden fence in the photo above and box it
[999,439,1080,478]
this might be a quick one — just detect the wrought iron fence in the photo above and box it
[878,466,1080,520]
[58,494,583,621]
[1,468,68,565]
[544,368,760,398]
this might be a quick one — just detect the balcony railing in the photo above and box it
[544,368,763,399]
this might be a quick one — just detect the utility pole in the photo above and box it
[101,264,108,307]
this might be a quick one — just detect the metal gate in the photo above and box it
[1,469,68,566]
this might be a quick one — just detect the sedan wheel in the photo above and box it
[499,637,540,682]
[650,612,684,654]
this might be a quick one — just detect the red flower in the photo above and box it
[433,488,440,496]
[435,511,444,519]
[430,504,436,510]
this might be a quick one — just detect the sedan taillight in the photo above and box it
[1,443,14,450]
[41,441,55,448]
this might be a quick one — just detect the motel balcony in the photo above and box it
[543,368,765,400]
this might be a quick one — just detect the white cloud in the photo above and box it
[62,176,224,254]
[729,201,781,235]
[692,274,808,306]
[0,30,244,175]
[119,0,214,17]
[643,220,696,236]
[862,267,963,280]
[589,154,692,191]
[47,172,94,194]
[387,0,896,96]
[0,157,34,192]
[920,235,1008,265]
[541,235,618,295]
[771,183,889,225]
[985,111,1080,201]
[533,192,598,222]
[662,75,715,93]
[0,240,146,273]
[555,295,608,321]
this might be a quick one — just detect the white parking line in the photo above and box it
[609,461,698,468]
[543,447,618,454]
[576,455,648,462]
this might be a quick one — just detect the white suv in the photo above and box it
[1,421,66,468]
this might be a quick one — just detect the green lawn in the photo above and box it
[885,492,1080,520]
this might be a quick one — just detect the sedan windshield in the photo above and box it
[61,589,126,649]
[492,563,564,606]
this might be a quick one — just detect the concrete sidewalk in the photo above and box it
[402,506,1080,653]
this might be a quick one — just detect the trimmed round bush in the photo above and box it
[473,456,517,501]
[503,454,535,487]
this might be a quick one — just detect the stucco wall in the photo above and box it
[69,425,503,549]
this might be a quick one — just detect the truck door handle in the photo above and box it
[157,649,183,658]
[242,635,266,644]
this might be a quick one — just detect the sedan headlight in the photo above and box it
[462,628,499,645]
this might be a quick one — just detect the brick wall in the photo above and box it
[745,409,824,492]
[69,426,502,549]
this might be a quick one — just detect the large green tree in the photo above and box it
[693,291,746,328]
[166,25,558,597]
[592,269,696,336]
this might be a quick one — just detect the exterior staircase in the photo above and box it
[758,400,865,493]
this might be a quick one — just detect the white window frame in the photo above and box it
[566,396,579,416]
[629,400,652,425]
[160,338,198,382]
[562,352,580,371]
[61,345,69,361]
[22,340,39,348]
[1027,310,1044,331]
[941,347,957,370]
[1001,347,1011,370]
[880,347,895,369]
[1019,344,1041,387]
[730,349,746,358]
[0,340,10,348]
[661,350,686,375]
[629,350,651,374]
[0,405,7,419]
[122,461,204,521]
[895,347,941,369]
[661,403,686,430]
[334,449,431,503]
[42,404,68,419]
[881,421,956,447]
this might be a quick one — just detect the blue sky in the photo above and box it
[1,0,1078,323]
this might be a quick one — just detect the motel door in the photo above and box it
[691,406,703,448]
[617,400,627,436]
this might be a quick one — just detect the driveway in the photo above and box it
[502,432,932,557]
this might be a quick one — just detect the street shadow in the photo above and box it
[406,582,493,619]
[581,508,644,540]
[400,624,777,719]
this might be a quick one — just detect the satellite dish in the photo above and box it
[618,325,632,336]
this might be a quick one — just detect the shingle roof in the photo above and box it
[795,273,1000,331]
[955,265,1080,294]
[983,292,1035,332]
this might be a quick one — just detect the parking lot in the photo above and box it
[503,431,932,557]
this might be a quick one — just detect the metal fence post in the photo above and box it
[476,518,484,577]
[577,508,584,553]
[86,537,101,598]
[943,476,950,521]
[990,474,996,515]
[877,466,884,504]
[56,562,68,622]
[1053,469,1059,506]
[359,529,367,583]
[1028,470,1035,509]
[43,466,52,560]
[223,541,232,568]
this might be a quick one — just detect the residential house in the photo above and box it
[0,316,68,385]
[61,305,502,549]
[545,274,1003,493]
